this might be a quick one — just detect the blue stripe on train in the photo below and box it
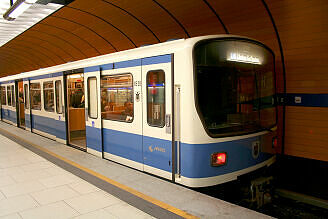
[1,108,17,124]
[28,72,63,81]
[103,128,143,164]
[102,129,172,172]
[180,137,274,178]
[102,129,272,177]
[0,80,15,84]
[142,54,171,65]
[25,113,31,129]
[1,109,274,178]
[3,54,172,83]
[86,126,102,152]
[115,59,141,69]
[143,135,172,172]
[30,114,66,140]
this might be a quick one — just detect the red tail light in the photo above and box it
[211,152,227,166]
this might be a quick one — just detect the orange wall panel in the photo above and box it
[285,106,328,161]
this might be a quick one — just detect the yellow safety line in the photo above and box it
[0,127,198,219]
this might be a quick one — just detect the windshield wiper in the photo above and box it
[260,126,277,132]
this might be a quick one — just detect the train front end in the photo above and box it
[180,37,277,187]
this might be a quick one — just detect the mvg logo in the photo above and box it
[149,145,166,153]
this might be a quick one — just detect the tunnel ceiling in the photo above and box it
[0,0,327,94]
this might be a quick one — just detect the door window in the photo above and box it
[24,84,29,109]
[44,81,54,112]
[30,83,41,110]
[88,77,98,119]
[1,86,6,105]
[100,74,133,122]
[7,86,11,106]
[146,70,165,127]
[11,85,15,108]
[55,80,63,114]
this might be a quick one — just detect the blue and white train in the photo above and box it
[0,35,277,187]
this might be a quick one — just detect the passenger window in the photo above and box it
[24,84,29,109]
[43,81,54,112]
[7,86,12,106]
[147,70,165,127]
[11,85,15,108]
[88,77,98,119]
[100,74,133,122]
[1,86,6,105]
[55,80,63,114]
[30,83,41,110]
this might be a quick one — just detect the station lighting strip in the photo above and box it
[0,0,63,47]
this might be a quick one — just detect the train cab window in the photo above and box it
[146,70,165,127]
[7,86,12,106]
[194,39,276,137]
[55,80,63,114]
[1,86,6,105]
[11,85,15,108]
[30,83,41,110]
[43,81,54,112]
[24,84,29,109]
[100,74,133,122]
[88,77,97,118]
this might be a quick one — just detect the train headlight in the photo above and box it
[211,152,227,166]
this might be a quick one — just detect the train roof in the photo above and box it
[0,34,261,82]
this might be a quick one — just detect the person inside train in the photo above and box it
[120,101,133,122]
[101,90,110,112]
[70,89,84,108]
[18,87,24,103]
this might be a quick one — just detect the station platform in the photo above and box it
[0,121,271,219]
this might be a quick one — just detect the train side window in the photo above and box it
[146,70,165,127]
[11,85,15,108]
[24,84,29,109]
[100,74,133,122]
[55,80,63,114]
[1,86,6,105]
[88,77,98,119]
[7,86,12,106]
[30,83,41,110]
[43,81,54,112]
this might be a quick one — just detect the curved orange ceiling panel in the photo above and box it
[0,0,328,161]
[0,0,326,89]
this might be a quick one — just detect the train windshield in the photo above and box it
[194,39,276,137]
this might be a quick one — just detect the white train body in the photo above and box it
[0,35,277,187]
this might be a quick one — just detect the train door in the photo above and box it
[102,64,143,171]
[17,80,25,128]
[142,55,174,180]
[65,70,87,150]
[23,80,32,131]
[84,68,102,157]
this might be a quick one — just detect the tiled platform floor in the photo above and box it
[0,121,272,219]
[0,134,154,219]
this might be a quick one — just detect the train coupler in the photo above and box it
[249,176,274,209]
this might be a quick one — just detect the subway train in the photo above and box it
[0,35,278,187]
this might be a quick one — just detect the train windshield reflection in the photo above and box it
[195,40,276,136]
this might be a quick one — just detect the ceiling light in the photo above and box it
[3,0,38,21]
